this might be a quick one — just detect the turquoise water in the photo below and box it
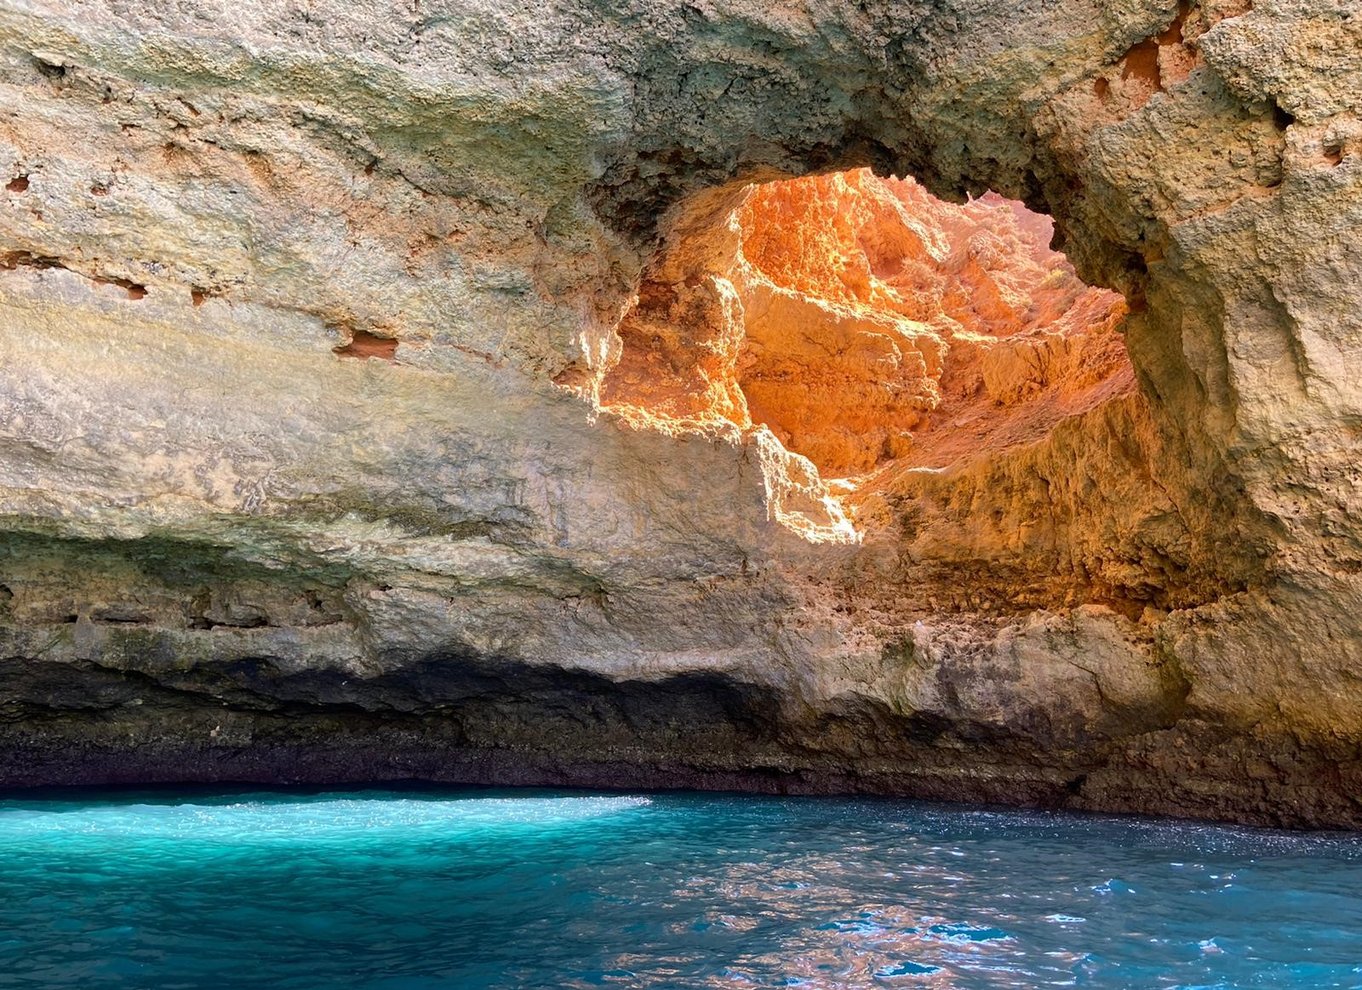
[1,789,1360,988]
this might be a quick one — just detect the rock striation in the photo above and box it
[0,0,1360,827]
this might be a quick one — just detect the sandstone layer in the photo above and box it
[0,0,1360,827]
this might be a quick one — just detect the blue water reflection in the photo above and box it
[1,788,1359,988]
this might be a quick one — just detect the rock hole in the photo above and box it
[594,168,1132,530]
[302,589,346,625]
[93,606,152,625]
[334,328,399,361]
[1120,38,1162,90]
[6,175,29,193]
[190,609,269,629]
[32,55,66,80]
[1271,101,1296,131]
[191,288,207,306]
[94,275,147,300]
[1157,4,1188,46]
[1,251,64,272]
[1093,77,1110,100]
[1324,140,1345,166]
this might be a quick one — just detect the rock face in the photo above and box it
[0,0,1360,827]
[602,168,1131,477]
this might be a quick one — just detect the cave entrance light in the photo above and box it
[595,168,1134,535]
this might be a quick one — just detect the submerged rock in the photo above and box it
[0,0,1359,827]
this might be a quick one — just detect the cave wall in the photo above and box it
[0,0,1360,825]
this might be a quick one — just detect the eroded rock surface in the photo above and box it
[0,0,1359,827]
[601,168,1132,477]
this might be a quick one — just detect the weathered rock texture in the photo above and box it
[601,168,1131,477]
[0,0,1359,827]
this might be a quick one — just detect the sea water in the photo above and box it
[0,788,1359,988]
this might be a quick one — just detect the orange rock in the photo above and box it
[601,168,1131,479]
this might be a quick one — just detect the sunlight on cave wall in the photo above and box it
[593,168,1133,540]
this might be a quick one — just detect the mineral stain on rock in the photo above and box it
[333,328,399,362]
[0,0,1359,827]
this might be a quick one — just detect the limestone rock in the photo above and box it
[0,0,1359,827]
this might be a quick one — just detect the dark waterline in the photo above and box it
[2,787,1360,989]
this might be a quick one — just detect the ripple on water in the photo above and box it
[1,790,1361,989]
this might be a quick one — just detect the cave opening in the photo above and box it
[591,168,1135,536]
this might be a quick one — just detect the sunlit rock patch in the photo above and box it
[597,169,1131,491]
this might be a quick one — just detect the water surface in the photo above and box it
[1,788,1360,988]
